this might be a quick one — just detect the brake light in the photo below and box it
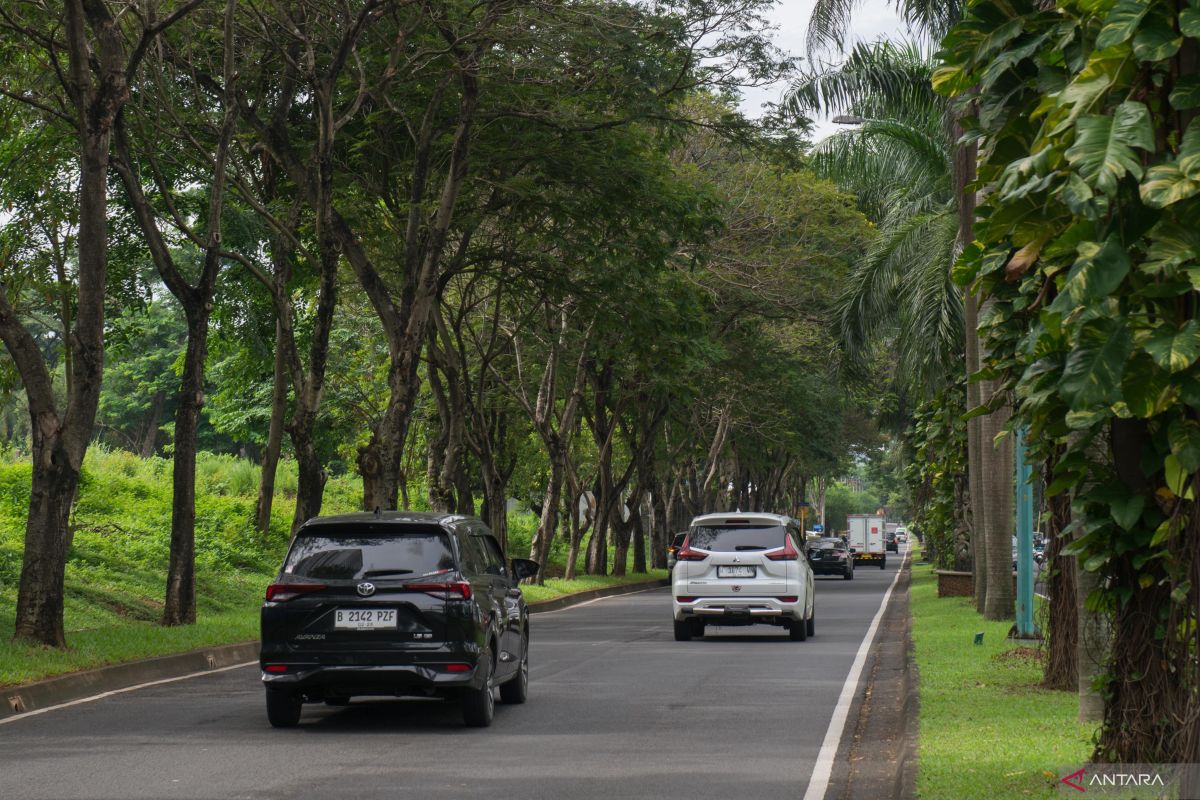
[263,664,288,673]
[265,582,326,602]
[778,596,798,603]
[675,596,697,603]
[676,547,708,562]
[408,581,472,600]
[765,536,800,561]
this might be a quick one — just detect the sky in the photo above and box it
[737,0,904,141]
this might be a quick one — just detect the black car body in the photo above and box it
[666,532,687,570]
[884,531,898,553]
[260,511,538,728]
[807,537,854,580]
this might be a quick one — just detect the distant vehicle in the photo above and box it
[666,531,687,570]
[259,511,539,728]
[807,537,854,580]
[848,514,887,569]
[671,512,815,642]
[895,526,908,543]
[884,521,899,553]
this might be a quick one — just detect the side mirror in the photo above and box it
[511,558,540,581]
[849,547,858,553]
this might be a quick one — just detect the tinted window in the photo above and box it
[813,540,846,551]
[457,533,489,576]
[284,530,456,580]
[687,525,786,552]
[478,535,507,575]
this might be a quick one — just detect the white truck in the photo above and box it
[847,513,887,569]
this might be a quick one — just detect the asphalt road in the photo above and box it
[0,549,906,800]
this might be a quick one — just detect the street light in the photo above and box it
[831,114,865,125]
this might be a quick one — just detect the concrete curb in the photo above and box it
[0,577,668,723]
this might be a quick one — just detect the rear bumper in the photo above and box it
[259,643,486,696]
[672,596,804,623]
[810,561,850,574]
[853,552,884,563]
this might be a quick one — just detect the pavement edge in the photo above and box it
[0,577,668,722]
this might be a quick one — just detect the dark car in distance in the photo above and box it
[807,537,854,580]
[260,511,538,729]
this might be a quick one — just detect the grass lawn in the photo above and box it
[911,561,1095,799]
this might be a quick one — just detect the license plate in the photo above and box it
[718,566,756,578]
[334,608,397,630]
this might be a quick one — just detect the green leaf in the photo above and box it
[1178,120,1200,179]
[1143,222,1200,273]
[1110,494,1145,530]
[1145,320,1200,372]
[1053,46,1134,135]
[1059,317,1132,407]
[1165,453,1191,495]
[1170,580,1192,605]
[1066,102,1154,194]
[1096,0,1150,49]
[1121,353,1179,417]
[1181,7,1200,37]
[1133,9,1183,61]
[1168,417,1200,471]
[1061,239,1131,305]
[1140,162,1200,207]
[1170,75,1200,110]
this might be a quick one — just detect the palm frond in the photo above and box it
[783,40,939,122]
[806,0,866,55]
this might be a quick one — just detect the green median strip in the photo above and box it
[910,562,1094,799]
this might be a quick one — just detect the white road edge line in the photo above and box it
[0,660,257,727]
[802,547,910,800]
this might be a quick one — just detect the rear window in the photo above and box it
[283,529,456,580]
[687,525,787,552]
[813,540,845,550]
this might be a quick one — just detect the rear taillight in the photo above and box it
[675,596,697,603]
[676,547,708,561]
[408,580,472,600]
[778,596,799,603]
[444,663,471,673]
[263,664,288,673]
[265,582,327,602]
[766,536,800,561]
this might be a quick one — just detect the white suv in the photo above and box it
[671,512,815,641]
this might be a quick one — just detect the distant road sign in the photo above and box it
[813,524,824,533]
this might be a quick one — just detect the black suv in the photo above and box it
[260,512,538,728]
[807,537,854,580]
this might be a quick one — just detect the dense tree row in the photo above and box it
[0,1,878,646]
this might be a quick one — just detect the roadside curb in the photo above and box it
[828,555,916,800]
[0,577,668,723]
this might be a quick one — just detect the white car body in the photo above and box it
[671,512,815,640]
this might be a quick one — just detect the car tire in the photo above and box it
[880,557,887,570]
[499,639,528,705]
[806,612,815,637]
[265,688,302,728]
[673,619,693,641]
[462,651,496,728]
[844,568,853,580]
[788,618,807,641]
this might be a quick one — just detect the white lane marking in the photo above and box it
[802,547,909,800]
[532,584,666,616]
[0,660,257,727]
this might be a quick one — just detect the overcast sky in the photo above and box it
[738,0,904,141]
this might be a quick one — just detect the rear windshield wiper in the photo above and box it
[361,569,414,578]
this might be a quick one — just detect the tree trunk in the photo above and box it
[13,440,80,647]
[1041,477,1077,691]
[163,307,209,626]
[140,391,165,458]
[611,498,633,577]
[255,318,289,536]
[632,496,647,574]
[980,387,1014,621]
[530,448,566,581]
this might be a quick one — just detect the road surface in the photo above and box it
[0,551,906,800]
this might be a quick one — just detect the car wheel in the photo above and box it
[692,619,706,638]
[788,618,807,641]
[499,638,529,705]
[673,619,693,641]
[806,612,815,637]
[462,651,496,728]
[265,688,302,728]
[844,568,853,580]
[880,557,887,570]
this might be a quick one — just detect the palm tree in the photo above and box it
[787,14,1016,625]
[783,41,961,393]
